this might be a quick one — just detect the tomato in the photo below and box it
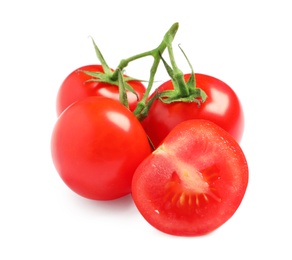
[132,119,248,236]
[51,96,152,200]
[142,73,244,148]
[56,64,146,116]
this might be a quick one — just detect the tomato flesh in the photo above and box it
[51,96,152,200]
[142,73,244,148]
[132,119,248,236]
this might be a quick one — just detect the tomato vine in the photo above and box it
[82,22,208,120]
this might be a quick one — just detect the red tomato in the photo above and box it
[51,96,152,200]
[56,64,146,116]
[132,119,248,236]
[142,73,244,148]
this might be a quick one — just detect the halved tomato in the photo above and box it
[132,119,248,236]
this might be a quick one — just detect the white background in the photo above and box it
[1,1,291,259]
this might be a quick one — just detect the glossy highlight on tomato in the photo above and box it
[132,119,248,236]
[56,64,146,116]
[142,73,244,148]
[51,96,152,200]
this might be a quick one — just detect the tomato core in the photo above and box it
[156,146,222,215]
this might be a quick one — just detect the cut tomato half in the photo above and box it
[132,119,248,236]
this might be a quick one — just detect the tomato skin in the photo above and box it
[56,64,146,116]
[142,73,244,148]
[51,96,152,200]
[132,119,248,236]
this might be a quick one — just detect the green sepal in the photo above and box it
[81,70,140,100]
[160,89,206,106]
[89,36,112,75]
[79,37,153,102]
[158,44,208,106]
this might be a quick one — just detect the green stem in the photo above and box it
[117,69,129,109]
[167,42,189,97]
[111,22,179,82]
[118,22,179,118]
[108,23,179,119]
[133,56,160,120]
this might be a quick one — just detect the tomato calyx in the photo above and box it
[80,37,142,105]
[157,44,207,106]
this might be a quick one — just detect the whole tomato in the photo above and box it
[142,73,244,148]
[56,64,146,116]
[132,119,248,236]
[51,96,152,200]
